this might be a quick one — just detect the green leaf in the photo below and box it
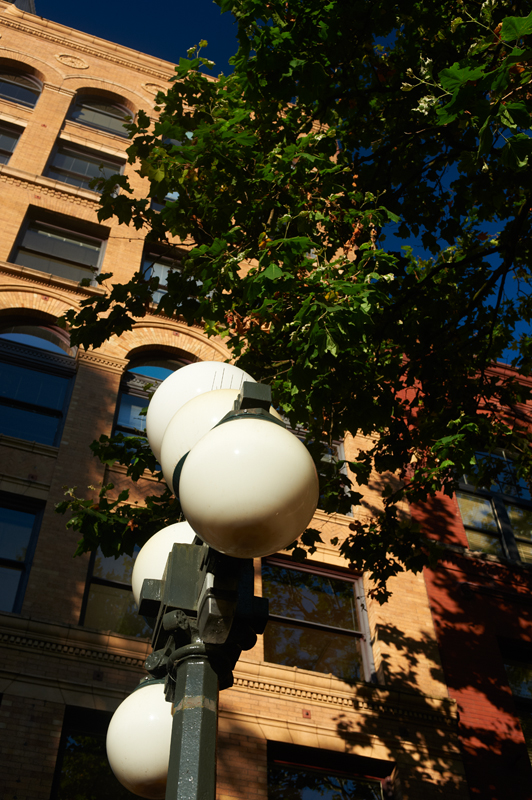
[501,12,532,41]
[262,264,285,279]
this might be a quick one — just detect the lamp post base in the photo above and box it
[165,643,218,800]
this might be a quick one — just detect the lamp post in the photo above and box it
[106,363,319,800]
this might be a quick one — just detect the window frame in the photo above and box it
[46,140,125,192]
[0,491,44,614]
[0,68,41,109]
[0,335,75,447]
[67,94,132,138]
[267,741,394,800]
[0,120,23,164]
[262,556,376,683]
[457,453,532,563]
[12,215,107,285]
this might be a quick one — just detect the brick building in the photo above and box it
[414,423,532,800]
[0,3,469,798]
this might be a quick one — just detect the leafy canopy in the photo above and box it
[58,0,532,601]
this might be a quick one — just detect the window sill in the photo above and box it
[0,259,106,296]
[434,539,532,572]
[0,433,59,457]
[63,119,131,147]
[0,162,102,201]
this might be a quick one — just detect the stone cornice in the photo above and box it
[0,9,177,82]
[232,661,458,729]
[0,435,58,457]
[76,349,129,374]
[0,261,106,298]
[0,612,150,670]
[0,161,101,205]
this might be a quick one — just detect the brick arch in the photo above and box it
[61,78,152,115]
[0,49,63,85]
[97,321,232,364]
[0,286,81,321]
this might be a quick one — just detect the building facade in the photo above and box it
[0,3,469,799]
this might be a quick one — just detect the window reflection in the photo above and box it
[268,762,382,800]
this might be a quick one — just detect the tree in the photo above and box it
[57,0,532,601]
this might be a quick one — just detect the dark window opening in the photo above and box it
[0,332,74,446]
[268,742,393,800]
[457,451,532,563]
[13,217,106,283]
[47,142,124,191]
[0,68,41,108]
[50,706,136,799]
[0,493,43,614]
[81,547,151,638]
[0,121,22,164]
[68,94,131,138]
[501,640,532,767]
[262,559,374,683]
[141,250,185,305]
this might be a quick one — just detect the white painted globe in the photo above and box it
[146,361,255,461]
[106,681,172,799]
[179,418,319,558]
[160,389,240,495]
[131,521,196,606]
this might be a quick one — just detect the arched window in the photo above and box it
[0,323,75,446]
[80,352,192,638]
[0,68,41,108]
[68,94,132,138]
[114,353,188,436]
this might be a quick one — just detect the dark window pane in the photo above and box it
[262,564,359,631]
[20,225,100,267]
[0,404,61,445]
[505,660,532,700]
[0,506,36,561]
[117,393,147,432]
[55,728,136,799]
[456,492,499,533]
[268,763,382,800]
[84,584,150,638]
[264,620,363,682]
[49,145,122,191]
[0,125,20,162]
[70,97,130,137]
[93,551,135,583]
[0,72,40,107]
[0,361,70,410]
[0,565,22,612]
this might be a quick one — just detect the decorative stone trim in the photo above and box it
[0,16,176,82]
[231,675,458,728]
[0,435,58,458]
[0,263,106,298]
[143,82,167,96]
[0,162,101,205]
[0,631,146,667]
[76,349,130,375]
[55,53,89,69]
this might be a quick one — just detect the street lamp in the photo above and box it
[106,363,319,800]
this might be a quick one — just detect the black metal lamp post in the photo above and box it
[106,364,319,800]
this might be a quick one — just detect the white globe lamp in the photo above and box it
[178,418,319,558]
[106,680,172,799]
[146,361,255,462]
[131,521,196,607]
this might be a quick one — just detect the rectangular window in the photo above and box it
[141,251,183,304]
[47,142,124,191]
[262,559,374,683]
[0,494,43,614]
[51,707,136,799]
[13,219,105,283]
[457,451,532,563]
[82,548,151,638]
[503,647,532,766]
[268,743,391,800]
[0,122,22,164]
[0,337,74,446]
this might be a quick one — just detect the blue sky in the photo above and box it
[37,1,238,72]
